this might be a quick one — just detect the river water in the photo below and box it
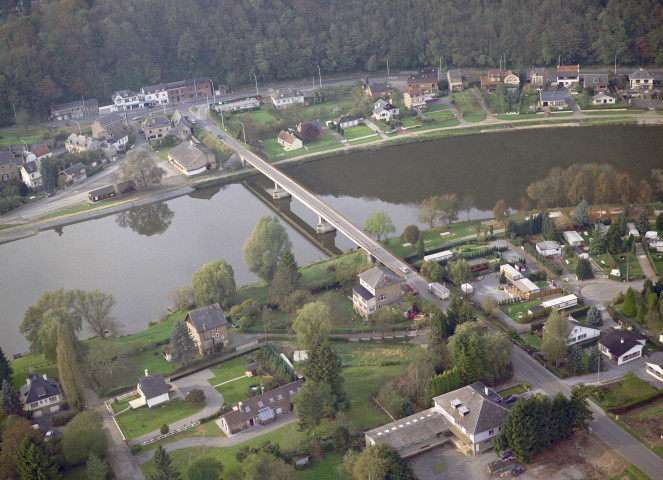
[1,126,660,355]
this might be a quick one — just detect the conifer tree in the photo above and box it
[279,249,299,274]
[0,347,13,386]
[548,393,573,445]
[570,384,593,431]
[294,381,332,436]
[586,305,602,327]
[56,324,85,412]
[635,210,650,236]
[151,445,182,480]
[170,319,197,365]
[572,200,589,228]
[622,287,637,317]
[416,235,425,258]
[302,342,345,400]
[0,379,23,417]
[16,438,59,480]
[567,345,584,373]
[85,454,108,480]
[588,346,605,373]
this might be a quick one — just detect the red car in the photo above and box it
[477,320,488,328]
[406,284,419,295]
[408,310,422,320]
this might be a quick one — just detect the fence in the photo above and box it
[236,340,258,351]
[528,287,562,300]
[139,420,202,447]
[104,389,138,414]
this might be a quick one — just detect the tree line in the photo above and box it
[1,0,661,125]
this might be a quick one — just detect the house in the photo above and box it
[372,99,399,122]
[645,362,663,382]
[563,230,584,247]
[271,89,305,109]
[136,371,169,408]
[629,69,654,90]
[592,92,616,105]
[50,98,99,120]
[510,278,540,298]
[504,70,520,86]
[539,90,567,107]
[111,89,143,111]
[171,109,193,139]
[536,240,562,257]
[500,264,524,282]
[185,303,229,355]
[245,363,258,377]
[58,162,87,186]
[334,115,359,129]
[65,134,118,163]
[140,84,170,107]
[164,77,213,105]
[296,120,322,137]
[530,68,547,86]
[556,65,580,88]
[480,76,501,93]
[566,319,601,346]
[277,131,303,151]
[352,266,402,319]
[583,73,609,93]
[468,258,490,273]
[20,161,42,189]
[88,184,118,202]
[141,116,173,141]
[213,97,260,113]
[218,379,304,435]
[19,368,64,417]
[0,151,19,182]
[407,68,438,94]
[366,82,392,99]
[541,294,578,311]
[447,69,463,92]
[403,89,426,109]
[626,222,639,237]
[33,146,52,162]
[168,140,216,176]
[108,133,129,151]
[92,113,125,139]
[598,330,646,365]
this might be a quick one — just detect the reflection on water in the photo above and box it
[115,203,175,236]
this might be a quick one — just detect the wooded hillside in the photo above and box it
[0,0,661,125]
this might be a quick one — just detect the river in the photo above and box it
[1,126,660,355]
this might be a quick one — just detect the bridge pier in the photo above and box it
[273,194,292,212]
[317,229,337,250]
[316,216,336,234]
[366,251,376,263]
[273,183,291,199]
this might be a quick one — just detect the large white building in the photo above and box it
[566,319,601,345]
[271,89,305,109]
[536,240,562,257]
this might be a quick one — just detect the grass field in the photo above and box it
[332,342,416,366]
[0,126,48,146]
[452,91,486,123]
[139,420,226,452]
[342,364,404,429]
[582,110,645,116]
[111,395,140,413]
[494,113,546,120]
[519,332,542,350]
[342,125,374,139]
[260,135,342,162]
[426,110,455,121]
[501,300,542,322]
[216,375,260,405]
[601,375,658,409]
[10,354,59,390]
[426,102,449,112]
[207,356,252,386]
[115,399,204,440]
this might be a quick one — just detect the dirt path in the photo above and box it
[635,242,658,280]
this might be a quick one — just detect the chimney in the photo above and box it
[621,338,624,344]
[485,386,490,396]
[261,386,265,394]
[203,323,206,332]
[43,374,48,381]
[238,401,243,411]
[145,369,149,377]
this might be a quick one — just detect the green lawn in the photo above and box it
[0,126,48,146]
[605,465,651,480]
[582,110,645,116]
[426,102,449,112]
[207,356,252,386]
[215,375,260,405]
[299,452,343,480]
[452,91,486,122]
[115,399,204,440]
[498,385,526,398]
[519,332,542,350]
[249,108,279,124]
[648,251,663,276]
[426,110,455,121]
[332,342,416,366]
[342,364,404,429]
[501,300,542,322]
[601,375,658,409]
[299,251,364,287]
[260,133,341,162]
[342,125,374,140]
[494,113,546,120]
[139,420,226,452]
[111,395,140,413]
[10,354,60,390]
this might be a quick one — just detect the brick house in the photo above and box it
[58,162,87,186]
[141,116,173,141]
[407,68,438,94]
[530,68,547,86]
[352,266,402,319]
[185,303,229,355]
[19,368,64,418]
[556,65,580,88]
[583,73,609,92]
[403,89,426,109]
[0,151,19,182]
[92,113,125,139]
[165,77,212,104]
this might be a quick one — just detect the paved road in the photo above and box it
[511,346,663,480]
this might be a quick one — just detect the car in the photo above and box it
[45,430,54,441]
[217,134,224,139]
[406,284,418,295]
[477,320,487,328]
[504,395,519,405]
[399,266,409,274]
[407,309,422,320]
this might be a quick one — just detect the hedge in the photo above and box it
[608,388,663,415]
[52,411,77,426]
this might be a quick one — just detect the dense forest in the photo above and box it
[0,0,661,125]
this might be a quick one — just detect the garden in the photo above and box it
[452,90,486,122]
[114,398,204,440]
[501,299,542,322]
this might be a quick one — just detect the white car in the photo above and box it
[399,266,409,274]
[45,430,54,441]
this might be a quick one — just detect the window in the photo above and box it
[489,429,494,435]
[258,401,263,407]
[578,334,586,340]
[269,397,274,403]
[277,394,283,400]
[378,295,386,301]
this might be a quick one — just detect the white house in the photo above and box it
[629,69,654,90]
[500,264,523,282]
[334,115,359,129]
[598,330,646,365]
[111,89,144,111]
[271,89,305,109]
[592,92,615,105]
[20,161,42,189]
[563,230,584,247]
[566,319,601,345]
[372,99,399,122]
[539,90,567,107]
[503,70,520,85]
[19,368,64,418]
[541,294,578,311]
[645,362,663,382]
[536,240,562,257]
[141,84,170,107]
[136,371,169,408]
[424,251,453,263]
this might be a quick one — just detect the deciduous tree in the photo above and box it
[448,258,470,286]
[56,324,85,412]
[242,452,296,480]
[460,194,475,222]
[187,456,224,480]
[615,172,635,205]
[292,302,331,349]
[62,411,107,465]
[417,197,439,228]
[541,311,570,366]
[638,179,653,204]
[492,199,510,228]
[170,318,197,366]
[168,286,195,311]
[72,289,119,339]
[363,210,395,241]
[243,215,292,282]
[372,306,400,335]
[402,224,420,244]
[192,259,236,308]
[116,150,165,190]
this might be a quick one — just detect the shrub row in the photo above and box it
[608,388,663,415]
[52,410,77,426]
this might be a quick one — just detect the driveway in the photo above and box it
[562,351,663,388]
[580,279,645,304]
[129,368,225,445]
[634,242,658,280]
[408,445,497,480]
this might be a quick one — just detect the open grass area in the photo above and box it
[605,465,651,480]
[260,133,342,162]
[348,135,381,145]
[498,385,526,398]
[452,91,486,123]
[582,109,645,116]
[601,376,658,409]
[207,356,251,386]
[115,399,203,440]
[342,364,404,429]
[299,451,343,480]
[111,395,140,413]
[332,342,416,366]
[10,354,59,390]
[0,126,48,146]
[501,300,542,322]
[215,375,260,405]
[426,110,455,121]
[140,420,226,452]
[519,332,542,350]
[299,251,364,287]
[494,113,546,120]
[342,125,374,139]
[249,108,279,124]
[648,251,663,276]
[426,102,449,112]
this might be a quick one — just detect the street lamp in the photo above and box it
[253,73,259,96]
[317,65,322,90]
[230,120,246,145]
[72,120,81,135]
[210,78,216,103]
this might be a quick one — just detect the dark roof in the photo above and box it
[599,330,645,357]
[138,372,169,400]
[221,380,303,427]
[447,69,462,81]
[89,184,116,197]
[0,151,15,165]
[433,382,509,435]
[109,133,128,143]
[630,69,653,80]
[142,116,171,129]
[164,77,211,90]
[408,69,438,83]
[468,258,488,267]
[583,73,609,86]
[365,407,450,451]
[186,303,228,333]
[246,362,258,371]
[353,284,373,301]
[22,161,39,174]
[369,82,390,93]
[568,319,600,330]
[530,67,546,76]
[51,98,97,112]
[61,162,86,175]
[98,112,122,126]
[20,373,62,405]
[540,90,567,102]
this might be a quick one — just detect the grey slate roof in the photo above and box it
[537,240,561,250]
[369,82,390,93]
[583,73,609,86]
[352,284,373,301]
[89,184,117,197]
[168,141,212,172]
[246,362,258,372]
[433,382,509,436]
[98,112,122,127]
[568,319,600,330]
[272,88,303,100]
[365,407,450,451]
[358,266,401,289]
[447,69,462,81]
[540,90,567,102]
[335,115,357,124]
[143,116,171,129]
[20,373,62,405]
[61,162,86,176]
[0,151,15,165]
[186,303,228,333]
[599,330,645,357]
[593,92,615,101]
[221,380,303,427]
[373,99,398,113]
[138,372,169,400]
[630,69,653,80]
[468,258,488,267]
[22,161,39,174]
[530,67,546,76]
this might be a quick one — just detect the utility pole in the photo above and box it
[253,73,259,96]
[12,103,18,126]
[387,59,390,79]
[614,55,618,76]
[317,64,322,91]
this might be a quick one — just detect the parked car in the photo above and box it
[45,430,54,441]
[399,266,409,274]
[477,320,488,328]
[504,395,519,405]
[407,309,422,320]
[406,284,419,295]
